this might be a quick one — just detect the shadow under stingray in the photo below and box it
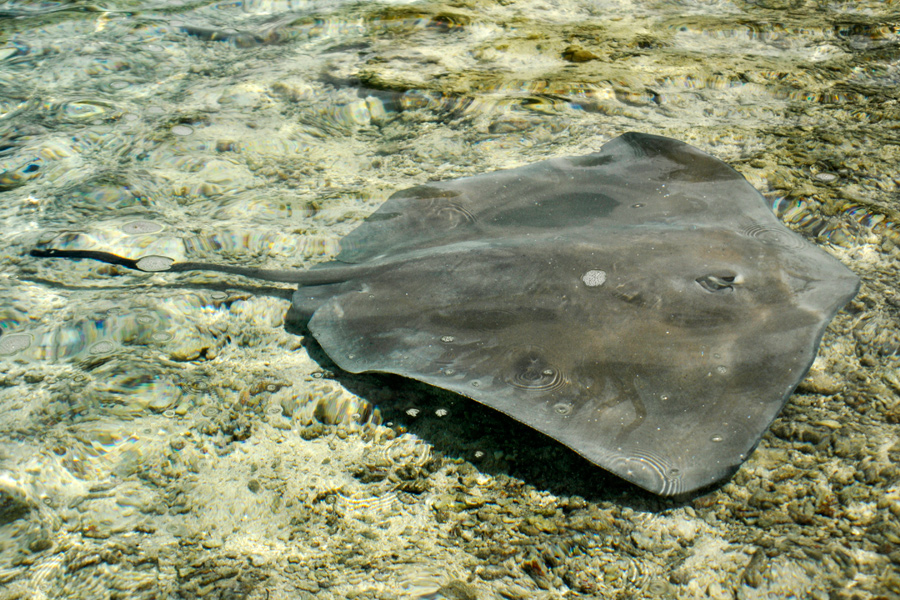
[289,317,705,511]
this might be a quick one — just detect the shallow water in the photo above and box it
[1,0,899,598]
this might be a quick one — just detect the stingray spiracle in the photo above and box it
[507,350,566,392]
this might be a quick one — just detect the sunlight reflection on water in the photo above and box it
[1,0,899,597]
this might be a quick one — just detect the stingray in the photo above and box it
[29,133,859,495]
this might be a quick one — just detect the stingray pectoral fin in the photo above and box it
[307,234,857,496]
[309,278,825,495]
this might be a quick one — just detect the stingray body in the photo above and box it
[31,133,859,495]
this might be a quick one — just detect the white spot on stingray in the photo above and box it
[581,269,607,287]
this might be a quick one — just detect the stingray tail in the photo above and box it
[29,247,360,286]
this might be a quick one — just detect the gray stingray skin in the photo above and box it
[31,132,860,495]
[294,133,859,495]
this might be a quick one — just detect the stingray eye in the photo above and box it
[696,273,737,293]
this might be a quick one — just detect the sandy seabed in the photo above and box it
[1,0,899,597]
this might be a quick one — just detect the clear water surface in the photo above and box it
[1,0,899,598]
